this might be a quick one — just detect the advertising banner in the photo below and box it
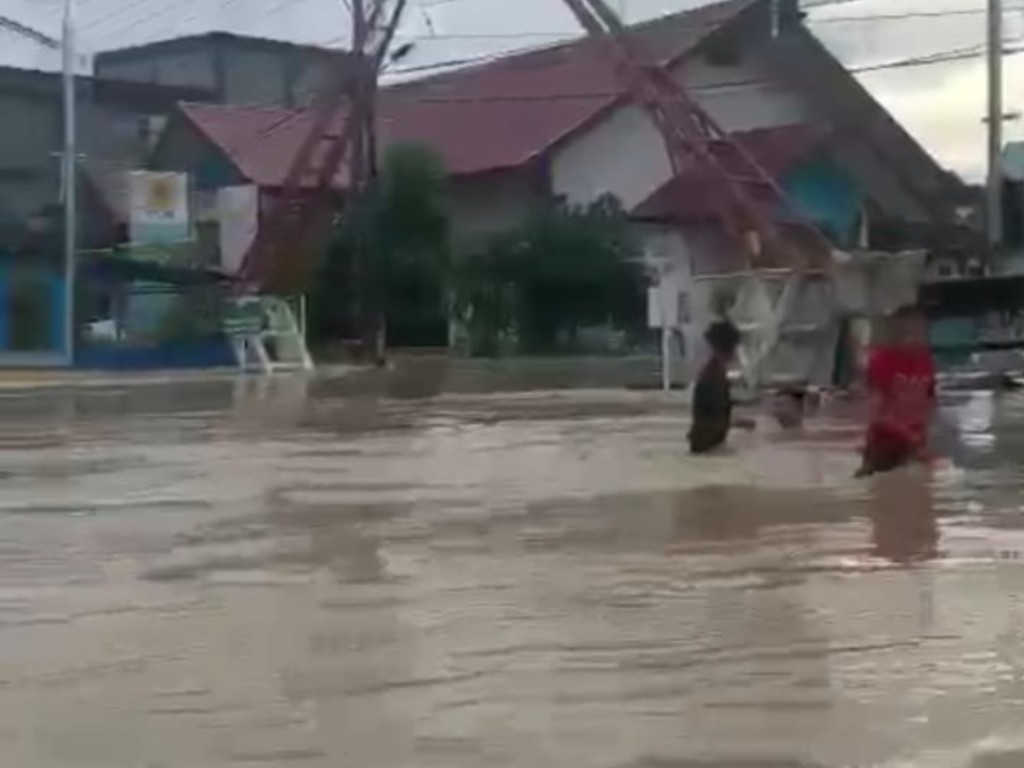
[128,171,190,246]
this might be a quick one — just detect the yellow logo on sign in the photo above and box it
[145,176,177,215]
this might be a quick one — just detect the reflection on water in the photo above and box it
[0,375,1019,766]
[870,471,939,565]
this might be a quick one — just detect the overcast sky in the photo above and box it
[4,0,1024,180]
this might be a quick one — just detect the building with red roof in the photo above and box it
[137,0,964,295]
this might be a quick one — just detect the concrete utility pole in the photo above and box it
[347,0,409,359]
[987,0,1004,250]
[62,0,77,364]
[0,8,79,361]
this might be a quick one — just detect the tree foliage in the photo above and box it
[309,142,451,347]
[456,195,647,355]
[309,150,648,357]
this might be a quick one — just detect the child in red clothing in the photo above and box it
[857,305,936,477]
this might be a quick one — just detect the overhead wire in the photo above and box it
[69,0,1024,115]
[377,37,1024,84]
[76,0,1024,57]
[307,4,1024,51]
[80,0,329,49]
[815,7,1024,23]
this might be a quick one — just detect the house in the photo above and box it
[0,66,211,239]
[150,0,965,335]
[0,66,210,364]
[94,32,359,108]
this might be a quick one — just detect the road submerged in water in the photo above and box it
[0,376,1022,767]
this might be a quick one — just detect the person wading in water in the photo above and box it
[857,304,937,477]
[688,320,755,454]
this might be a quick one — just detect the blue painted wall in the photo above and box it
[195,149,242,191]
[76,337,235,370]
[781,155,863,248]
[930,317,978,368]
[0,257,66,357]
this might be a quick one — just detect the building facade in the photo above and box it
[95,32,357,108]
[149,0,968,368]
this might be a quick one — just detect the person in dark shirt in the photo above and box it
[688,320,753,454]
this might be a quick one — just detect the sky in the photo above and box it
[3,0,1024,181]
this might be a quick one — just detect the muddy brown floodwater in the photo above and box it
[0,376,1022,767]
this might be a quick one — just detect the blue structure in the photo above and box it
[782,156,863,248]
[73,252,236,371]
[0,252,67,365]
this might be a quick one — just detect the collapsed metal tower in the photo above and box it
[560,0,832,271]
[237,0,408,295]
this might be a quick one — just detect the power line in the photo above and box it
[80,0,323,43]
[855,41,1024,73]
[311,5,1024,48]
[79,0,165,33]
[376,36,1024,84]
[79,0,1024,55]
[78,0,1024,72]
[377,6,1024,43]
[814,7,1024,24]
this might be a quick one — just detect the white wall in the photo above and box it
[550,50,810,208]
[552,103,673,211]
[638,223,702,382]
[680,53,808,132]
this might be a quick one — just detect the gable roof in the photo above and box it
[385,0,758,103]
[171,0,762,187]
[177,92,610,186]
[633,123,828,222]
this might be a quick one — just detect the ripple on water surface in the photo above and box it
[0,387,1017,766]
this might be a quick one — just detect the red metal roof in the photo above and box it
[631,122,828,222]
[176,0,761,187]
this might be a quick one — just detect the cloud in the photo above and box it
[862,54,1024,181]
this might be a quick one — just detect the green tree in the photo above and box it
[310,143,451,350]
[456,195,647,355]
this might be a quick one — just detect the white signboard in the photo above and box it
[217,185,258,275]
[647,279,686,329]
[128,171,190,245]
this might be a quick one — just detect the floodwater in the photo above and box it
[0,373,1023,767]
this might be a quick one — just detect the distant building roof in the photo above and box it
[0,64,213,108]
[177,90,611,186]
[96,30,349,63]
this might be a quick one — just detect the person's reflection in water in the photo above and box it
[869,468,940,565]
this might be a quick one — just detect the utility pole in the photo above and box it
[987,0,1004,251]
[350,0,369,197]
[348,0,404,361]
[62,0,77,365]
